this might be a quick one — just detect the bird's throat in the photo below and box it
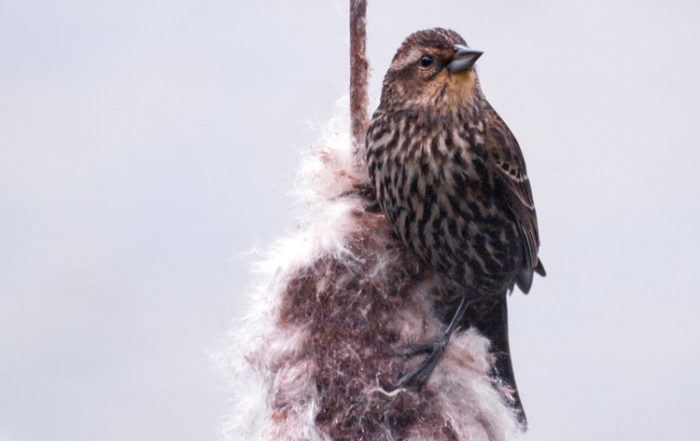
[443,69,478,110]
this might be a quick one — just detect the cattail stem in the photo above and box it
[350,0,369,157]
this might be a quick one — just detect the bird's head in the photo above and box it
[378,28,483,113]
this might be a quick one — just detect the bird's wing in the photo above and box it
[484,106,543,286]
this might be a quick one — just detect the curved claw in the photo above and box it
[388,337,449,391]
[387,295,470,391]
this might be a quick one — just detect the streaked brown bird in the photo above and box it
[366,28,545,424]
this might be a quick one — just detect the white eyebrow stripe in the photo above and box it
[391,47,422,71]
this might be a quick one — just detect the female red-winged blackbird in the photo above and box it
[366,28,545,424]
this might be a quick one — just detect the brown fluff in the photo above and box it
[222,123,523,441]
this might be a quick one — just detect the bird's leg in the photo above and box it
[387,294,470,391]
[352,182,374,198]
[354,182,381,213]
[335,182,381,213]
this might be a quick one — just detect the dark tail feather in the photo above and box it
[534,258,546,276]
[468,296,527,428]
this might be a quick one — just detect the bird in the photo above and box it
[365,28,545,425]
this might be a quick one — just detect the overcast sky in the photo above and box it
[1,1,699,440]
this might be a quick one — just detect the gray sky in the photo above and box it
[1,1,699,440]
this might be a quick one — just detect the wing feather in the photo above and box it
[485,106,542,276]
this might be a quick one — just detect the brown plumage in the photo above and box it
[366,28,545,425]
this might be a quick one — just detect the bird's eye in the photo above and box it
[419,55,434,67]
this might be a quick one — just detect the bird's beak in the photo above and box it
[447,45,483,74]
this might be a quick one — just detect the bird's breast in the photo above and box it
[367,111,488,204]
[367,110,520,292]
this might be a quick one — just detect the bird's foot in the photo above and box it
[393,336,446,357]
[386,335,449,391]
[385,295,468,392]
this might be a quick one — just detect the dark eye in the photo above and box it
[419,55,434,67]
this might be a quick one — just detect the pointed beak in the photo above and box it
[447,45,483,74]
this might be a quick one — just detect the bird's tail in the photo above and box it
[467,296,526,427]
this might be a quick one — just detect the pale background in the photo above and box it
[1,1,699,440]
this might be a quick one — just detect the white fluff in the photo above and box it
[220,111,523,441]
